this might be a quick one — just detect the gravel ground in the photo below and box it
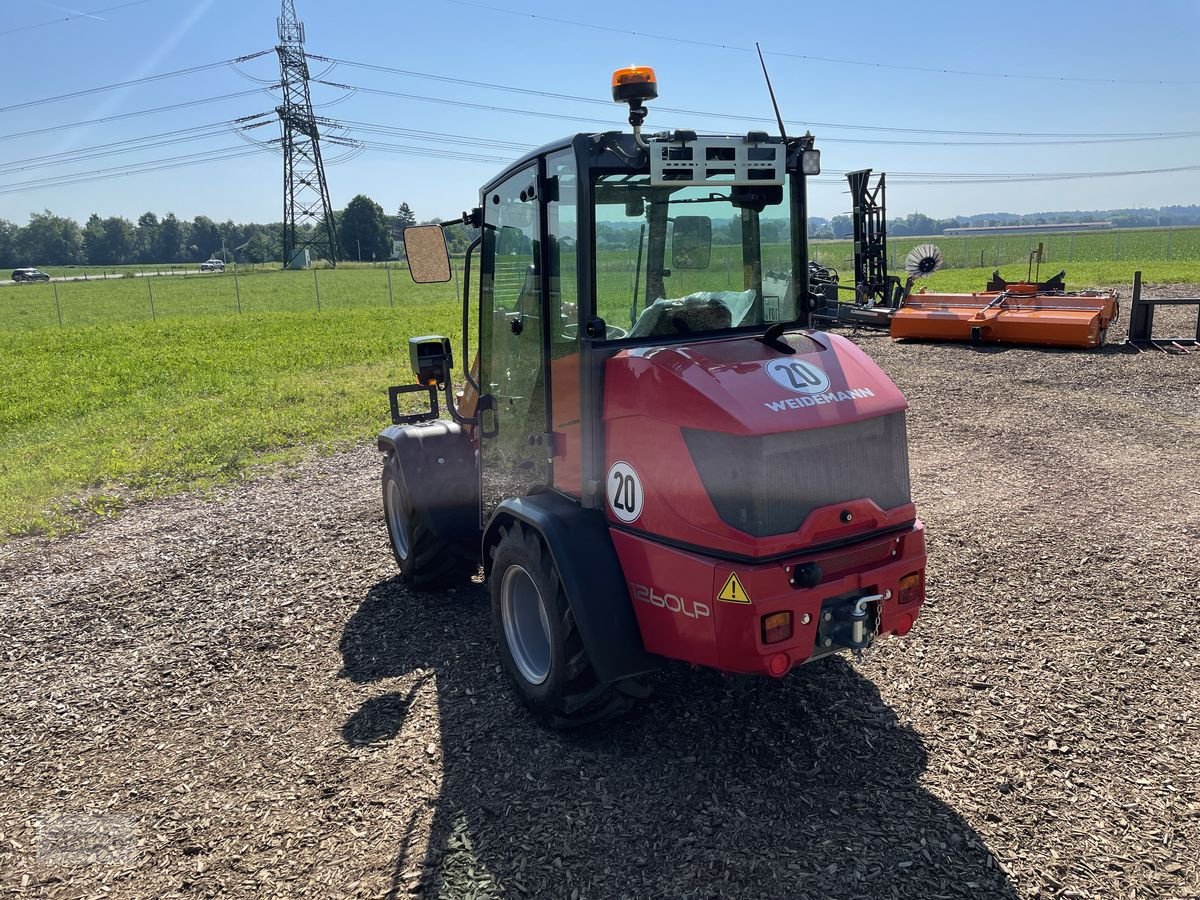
[2,288,1199,899]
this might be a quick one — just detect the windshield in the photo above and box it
[592,174,796,340]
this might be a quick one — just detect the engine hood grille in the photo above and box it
[682,412,912,538]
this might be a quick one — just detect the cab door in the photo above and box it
[478,163,550,521]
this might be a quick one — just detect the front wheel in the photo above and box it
[489,521,632,727]
[382,453,473,590]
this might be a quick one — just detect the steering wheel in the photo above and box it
[560,323,629,341]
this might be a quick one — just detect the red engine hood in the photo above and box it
[605,330,907,434]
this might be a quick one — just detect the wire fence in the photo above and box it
[810,226,1199,274]
[0,263,468,332]
[4,228,1197,331]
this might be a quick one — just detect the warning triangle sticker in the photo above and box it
[717,572,751,604]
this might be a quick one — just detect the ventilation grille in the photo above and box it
[682,413,912,537]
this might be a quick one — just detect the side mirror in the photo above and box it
[404,225,451,283]
[672,216,712,270]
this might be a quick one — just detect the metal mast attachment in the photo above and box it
[276,0,338,267]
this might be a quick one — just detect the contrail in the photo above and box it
[50,0,220,156]
[39,3,107,21]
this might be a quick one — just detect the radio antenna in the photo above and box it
[755,42,788,141]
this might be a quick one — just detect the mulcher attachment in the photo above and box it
[891,277,1120,350]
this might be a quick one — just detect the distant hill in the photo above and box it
[809,205,1200,240]
[955,205,1200,229]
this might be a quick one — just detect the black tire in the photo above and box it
[381,453,473,590]
[489,521,632,728]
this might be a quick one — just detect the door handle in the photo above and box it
[477,394,499,439]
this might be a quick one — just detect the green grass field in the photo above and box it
[0,274,464,536]
[2,236,1197,538]
[0,265,450,331]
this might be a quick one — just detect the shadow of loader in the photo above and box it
[341,578,1018,899]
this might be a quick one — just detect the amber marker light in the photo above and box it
[898,573,923,605]
[762,611,793,645]
[611,65,658,103]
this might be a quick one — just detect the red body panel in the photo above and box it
[550,354,582,496]
[601,331,915,559]
[612,521,926,675]
[597,330,927,673]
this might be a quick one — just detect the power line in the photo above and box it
[310,53,1200,141]
[0,0,161,36]
[0,50,274,113]
[332,137,515,166]
[314,79,615,128]
[441,0,1199,87]
[850,164,1200,186]
[325,115,1200,181]
[0,147,268,196]
[312,78,1200,147]
[0,89,277,143]
[0,117,274,176]
[335,119,536,152]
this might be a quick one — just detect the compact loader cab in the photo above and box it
[379,67,927,727]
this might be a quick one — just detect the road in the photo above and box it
[1,269,226,286]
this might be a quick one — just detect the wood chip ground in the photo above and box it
[2,287,1198,899]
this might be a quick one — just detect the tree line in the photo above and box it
[0,195,471,269]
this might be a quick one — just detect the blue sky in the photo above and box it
[1,0,1197,226]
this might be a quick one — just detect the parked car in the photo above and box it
[199,259,225,272]
[11,268,50,282]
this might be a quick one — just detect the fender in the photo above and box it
[483,492,663,685]
[378,421,480,555]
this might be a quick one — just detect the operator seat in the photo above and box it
[630,293,737,337]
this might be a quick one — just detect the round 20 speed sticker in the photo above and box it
[606,461,643,523]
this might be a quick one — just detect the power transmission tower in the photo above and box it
[276,0,338,267]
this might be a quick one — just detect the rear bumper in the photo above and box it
[610,522,926,677]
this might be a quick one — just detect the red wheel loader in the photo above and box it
[378,66,928,726]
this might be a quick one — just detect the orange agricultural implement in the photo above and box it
[892,272,1120,349]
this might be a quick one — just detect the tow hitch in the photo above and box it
[814,591,889,659]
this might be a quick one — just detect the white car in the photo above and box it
[199,259,225,272]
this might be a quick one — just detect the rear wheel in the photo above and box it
[381,453,473,589]
[489,521,631,727]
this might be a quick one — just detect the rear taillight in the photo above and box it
[761,611,793,644]
[899,572,922,605]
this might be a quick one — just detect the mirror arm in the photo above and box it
[441,234,481,427]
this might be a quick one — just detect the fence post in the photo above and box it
[313,268,321,310]
[387,263,394,307]
[147,277,156,321]
[233,266,242,314]
[53,282,63,326]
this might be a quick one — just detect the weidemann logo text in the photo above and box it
[764,387,875,412]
